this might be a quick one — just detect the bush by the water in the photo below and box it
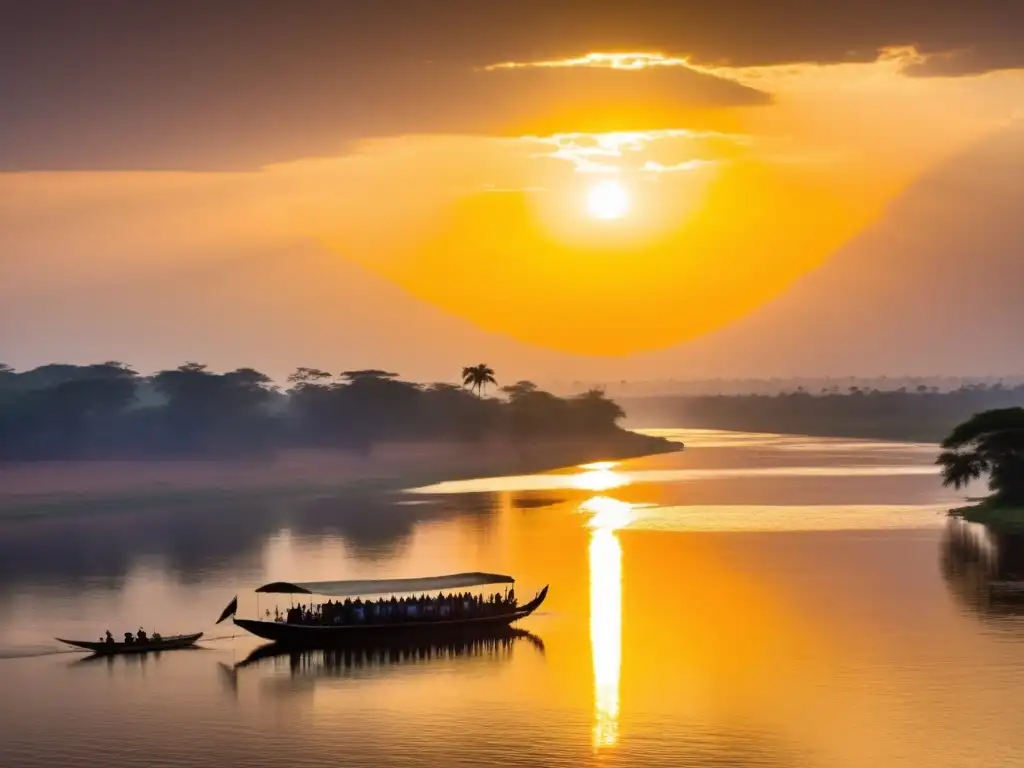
[0,362,636,461]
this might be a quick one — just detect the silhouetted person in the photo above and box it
[137,627,148,642]
[105,630,115,644]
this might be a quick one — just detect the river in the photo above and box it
[0,429,1020,767]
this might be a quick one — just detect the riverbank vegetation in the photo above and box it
[939,408,1024,531]
[0,361,671,462]
[623,383,1024,442]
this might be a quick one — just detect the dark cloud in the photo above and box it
[0,60,767,171]
[899,45,1024,78]
[2,0,1023,170]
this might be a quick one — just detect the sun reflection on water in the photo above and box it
[583,495,632,750]
[573,462,628,493]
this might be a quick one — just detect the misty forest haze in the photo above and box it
[624,382,1024,442]
[0,361,657,461]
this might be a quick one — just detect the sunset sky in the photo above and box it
[3,1,1023,382]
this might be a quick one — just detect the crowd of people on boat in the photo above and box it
[100,628,162,644]
[273,589,518,626]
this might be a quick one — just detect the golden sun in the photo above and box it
[586,180,629,220]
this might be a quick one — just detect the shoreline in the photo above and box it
[0,430,680,521]
[950,501,1024,533]
[619,394,1001,444]
[630,422,942,445]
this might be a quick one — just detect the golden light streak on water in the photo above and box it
[584,495,632,750]
[572,462,629,493]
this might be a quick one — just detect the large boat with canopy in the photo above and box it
[215,571,548,646]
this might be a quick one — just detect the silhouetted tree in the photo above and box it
[462,364,496,397]
[422,383,498,440]
[0,364,14,403]
[569,388,626,433]
[287,367,332,387]
[0,361,140,458]
[500,380,538,399]
[150,363,277,455]
[938,408,1024,505]
[283,369,334,446]
[505,385,567,436]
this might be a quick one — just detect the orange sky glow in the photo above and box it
[2,38,1024,377]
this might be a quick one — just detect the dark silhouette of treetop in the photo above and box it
[287,368,332,387]
[938,408,1024,505]
[0,361,640,461]
[501,380,539,400]
[340,369,400,381]
[462,364,496,397]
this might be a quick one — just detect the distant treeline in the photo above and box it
[572,376,1024,398]
[622,384,1024,442]
[0,362,634,461]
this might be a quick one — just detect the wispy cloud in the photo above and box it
[482,52,698,72]
[482,51,751,86]
[530,131,674,174]
[530,129,747,174]
[641,159,717,173]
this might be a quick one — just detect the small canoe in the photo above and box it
[56,632,204,655]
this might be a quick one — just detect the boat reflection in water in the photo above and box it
[583,493,633,751]
[233,628,545,678]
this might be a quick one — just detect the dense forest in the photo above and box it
[622,384,1024,442]
[0,362,635,461]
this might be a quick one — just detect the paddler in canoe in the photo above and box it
[60,628,201,655]
[108,627,162,644]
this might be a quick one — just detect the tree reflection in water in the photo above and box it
[941,518,1024,621]
[0,489,498,599]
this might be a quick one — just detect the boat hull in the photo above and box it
[234,586,548,647]
[57,632,204,655]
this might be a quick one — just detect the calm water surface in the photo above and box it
[1,429,1020,767]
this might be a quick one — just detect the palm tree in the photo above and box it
[461,364,496,398]
[937,408,1024,505]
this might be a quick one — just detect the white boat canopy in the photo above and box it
[254,572,515,597]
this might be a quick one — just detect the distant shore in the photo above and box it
[635,420,945,444]
[620,390,1024,444]
[0,430,679,519]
